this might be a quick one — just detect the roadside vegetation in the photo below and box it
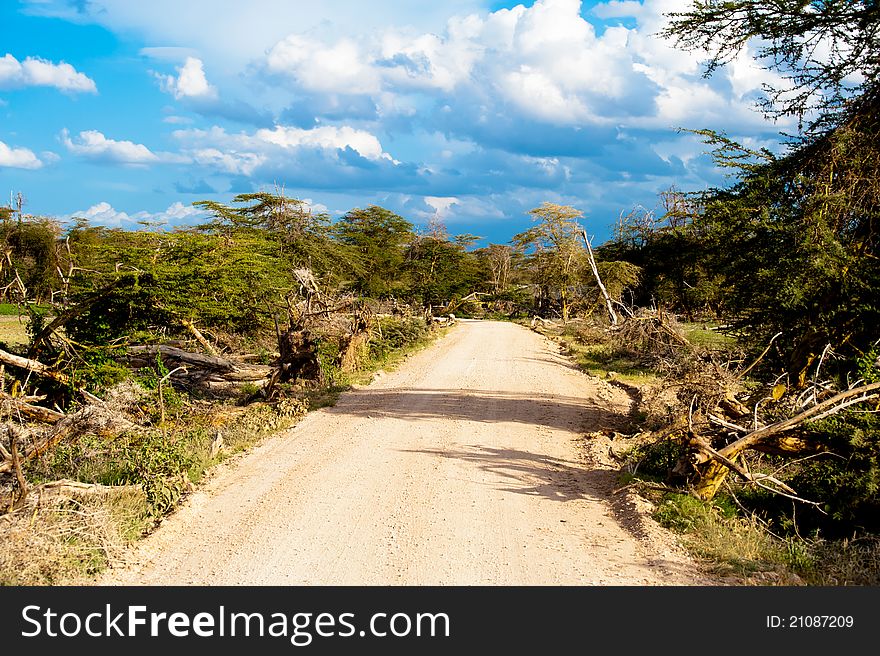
[2,1,879,586]
[536,1,880,585]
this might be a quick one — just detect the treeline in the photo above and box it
[0,195,635,380]
[1,198,490,344]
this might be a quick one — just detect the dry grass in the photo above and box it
[0,315,29,347]
[0,318,440,586]
[0,485,148,585]
[648,488,880,586]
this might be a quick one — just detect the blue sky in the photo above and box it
[0,0,791,244]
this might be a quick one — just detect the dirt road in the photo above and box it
[98,320,705,585]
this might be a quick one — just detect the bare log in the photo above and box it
[8,425,28,511]
[211,367,271,382]
[0,347,70,384]
[0,391,66,423]
[180,319,220,357]
[126,345,236,371]
[0,404,137,476]
[581,229,618,326]
[36,478,140,498]
[126,344,271,390]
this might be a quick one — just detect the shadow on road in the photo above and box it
[327,387,629,434]
[398,444,617,504]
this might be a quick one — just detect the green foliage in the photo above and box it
[111,433,192,517]
[593,259,641,308]
[473,243,517,294]
[315,337,345,388]
[370,316,430,359]
[71,348,131,391]
[195,192,352,288]
[654,492,737,533]
[686,116,880,382]
[25,303,50,342]
[625,438,691,482]
[64,221,296,343]
[333,205,414,297]
[650,1,880,383]
[598,198,726,321]
[787,412,880,534]
[857,345,880,384]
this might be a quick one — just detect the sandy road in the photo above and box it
[98,320,704,585]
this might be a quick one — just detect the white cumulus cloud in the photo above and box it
[65,201,207,228]
[60,129,186,165]
[173,122,396,175]
[256,125,390,161]
[258,0,790,135]
[158,56,217,100]
[0,53,97,93]
[0,139,44,169]
[266,35,381,95]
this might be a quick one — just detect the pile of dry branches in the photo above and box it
[614,314,880,504]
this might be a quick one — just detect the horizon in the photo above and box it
[0,0,791,245]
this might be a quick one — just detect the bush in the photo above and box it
[789,412,880,535]
[371,317,429,358]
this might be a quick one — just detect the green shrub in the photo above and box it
[371,317,429,358]
[110,432,192,517]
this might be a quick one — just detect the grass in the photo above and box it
[0,315,29,346]
[652,491,803,583]
[623,481,880,586]
[0,303,25,316]
[680,321,738,350]
[0,486,149,585]
[562,339,661,386]
[2,393,313,585]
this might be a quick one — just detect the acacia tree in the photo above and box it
[475,244,514,294]
[513,203,585,321]
[663,1,880,381]
[655,2,880,522]
[333,205,414,298]
[663,0,880,130]
[402,230,480,308]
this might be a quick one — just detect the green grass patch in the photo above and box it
[680,322,738,350]
[643,487,880,585]
[0,303,23,316]
[561,338,661,386]
[653,491,808,582]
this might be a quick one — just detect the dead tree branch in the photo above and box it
[0,391,66,423]
[581,230,618,326]
[0,347,70,384]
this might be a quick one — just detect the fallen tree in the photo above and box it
[0,347,70,385]
[689,380,880,500]
[125,345,271,388]
[0,402,138,477]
